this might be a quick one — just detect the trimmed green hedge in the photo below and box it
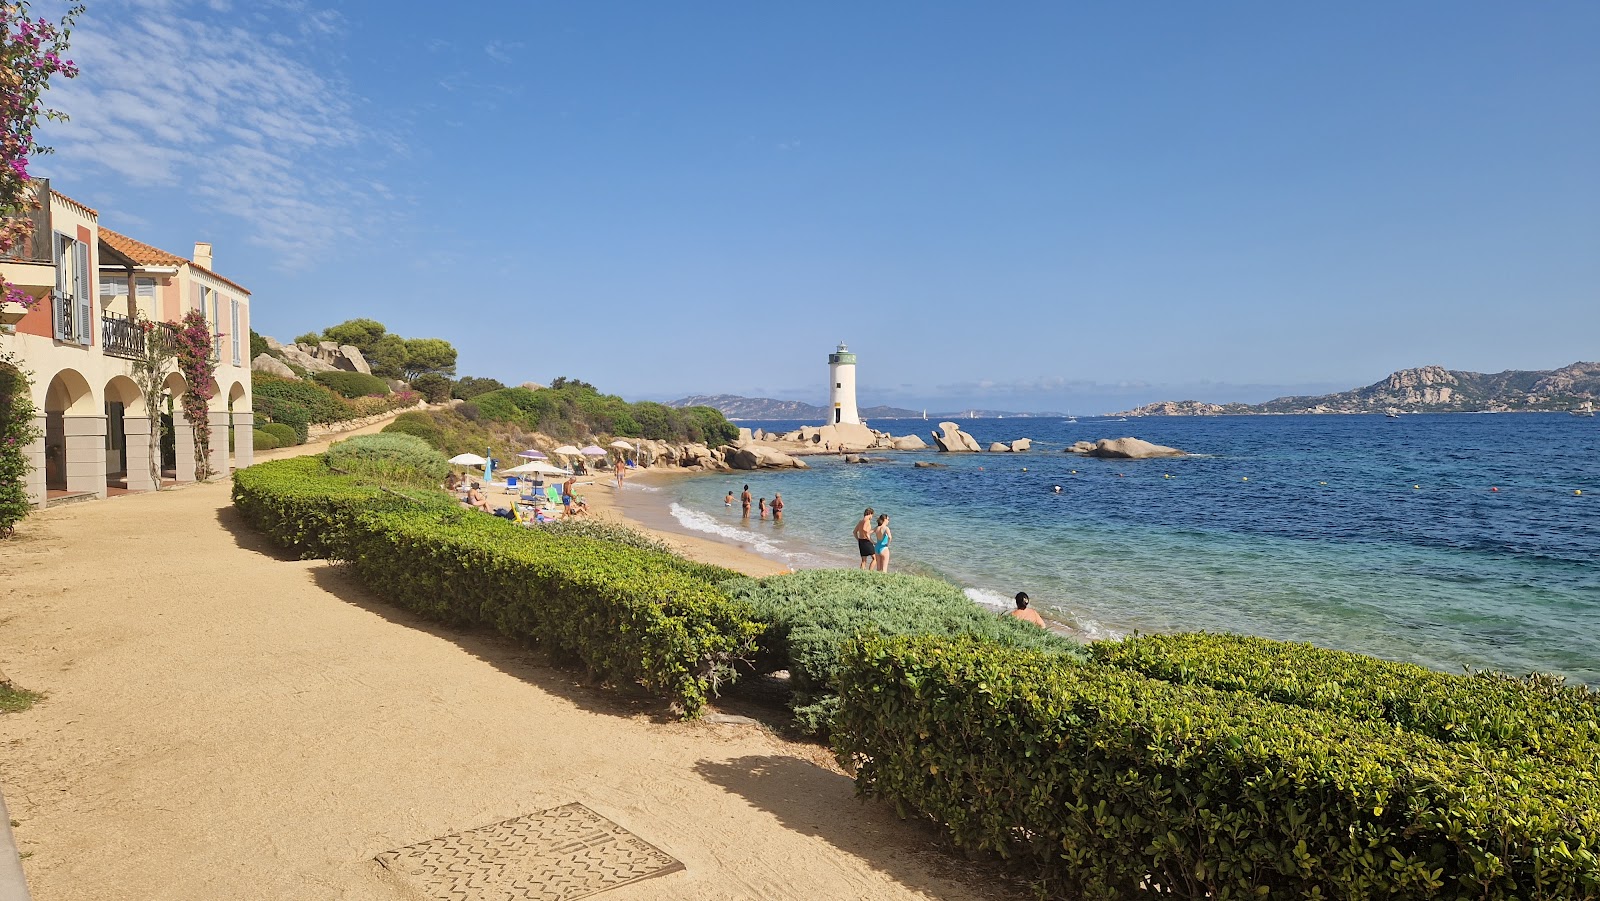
[835,634,1600,900]
[253,396,311,443]
[722,570,1081,733]
[381,411,446,449]
[230,456,758,714]
[324,433,449,487]
[258,422,299,447]
[1091,632,1600,770]
[252,428,281,451]
[254,375,349,424]
[342,509,758,714]
[313,370,391,398]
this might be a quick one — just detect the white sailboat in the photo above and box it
[1572,401,1595,418]
[921,409,927,421]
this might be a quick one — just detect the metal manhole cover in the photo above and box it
[376,802,684,901]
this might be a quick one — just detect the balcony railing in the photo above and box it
[102,313,146,359]
[53,289,78,343]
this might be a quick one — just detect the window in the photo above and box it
[101,272,129,299]
[230,298,240,366]
[53,233,89,344]
[836,382,842,388]
[135,278,156,300]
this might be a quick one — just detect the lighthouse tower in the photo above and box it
[828,342,860,425]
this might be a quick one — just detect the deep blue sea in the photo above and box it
[617,414,1600,684]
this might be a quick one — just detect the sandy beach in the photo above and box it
[0,422,1022,900]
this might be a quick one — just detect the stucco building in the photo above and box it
[0,180,255,508]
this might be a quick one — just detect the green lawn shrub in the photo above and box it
[252,428,281,451]
[231,456,445,559]
[834,634,1600,900]
[1091,632,1600,769]
[722,570,1082,734]
[381,411,446,449]
[341,508,759,714]
[324,433,450,487]
[258,423,299,447]
[312,370,392,398]
[252,396,311,443]
[254,375,350,424]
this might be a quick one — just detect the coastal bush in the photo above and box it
[251,428,281,451]
[409,372,452,403]
[467,382,740,445]
[341,508,760,715]
[1091,632,1600,769]
[252,396,311,443]
[451,376,505,400]
[313,370,391,399]
[722,570,1081,734]
[0,355,42,537]
[231,456,450,559]
[381,412,446,449]
[324,433,450,487]
[258,423,299,447]
[834,634,1600,900]
[253,375,349,425]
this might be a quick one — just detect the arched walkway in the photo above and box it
[225,381,253,472]
[161,372,194,482]
[43,368,102,498]
[104,375,153,493]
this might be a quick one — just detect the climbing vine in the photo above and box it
[128,315,177,489]
[0,349,40,536]
[171,310,218,480]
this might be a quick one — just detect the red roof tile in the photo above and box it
[98,227,251,295]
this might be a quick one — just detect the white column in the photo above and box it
[121,415,158,492]
[172,417,197,483]
[62,414,108,498]
[232,412,254,469]
[207,410,230,478]
[23,412,45,508]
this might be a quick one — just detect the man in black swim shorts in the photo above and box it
[854,507,876,569]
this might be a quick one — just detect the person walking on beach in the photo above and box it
[854,507,876,569]
[725,490,734,508]
[758,497,768,520]
[614,458,626,488]
[771,492,784,520]
[872,513,893,572]
[740,485,752,518]
[1008,592,1046,628]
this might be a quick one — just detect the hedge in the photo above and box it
[381,411,446,449]
[834,635,1600,900]
[253,396,311,443]
[324,433,449,487]
[254,375,350,424]
[722,570,1081,733]
[341,509,759,714]
[1091,632,1600,770]
[252,428,281,451]
[313,370,392,398]
[258,422,299,447]
[230,456,758,714]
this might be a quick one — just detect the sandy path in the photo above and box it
[0,432,1019,899]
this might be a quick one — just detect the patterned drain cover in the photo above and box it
[377,803,684,901]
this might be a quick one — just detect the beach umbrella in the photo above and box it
[553,445,582,456]
[502,461,570,476]
[580,445,607,456]
[516,449,548,459]
[448,453,487,466]
[608,440,633,450]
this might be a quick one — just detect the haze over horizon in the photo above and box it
[36,1,1599,414]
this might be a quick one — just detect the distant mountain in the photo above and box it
[1111,362,1600,416]
[667,394,1056,420]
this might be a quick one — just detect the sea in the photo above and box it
[614,414,1600,685]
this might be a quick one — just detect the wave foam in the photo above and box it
[667,503,831,568]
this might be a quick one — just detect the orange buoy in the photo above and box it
[1491,487,1499,492]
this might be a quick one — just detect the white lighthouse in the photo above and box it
[828,342,860,425]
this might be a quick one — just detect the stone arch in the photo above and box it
[41,368,99,494]
[43,368,96,415]
[103,376,144,489]
[104,375,142,408]
[227,380,248,412]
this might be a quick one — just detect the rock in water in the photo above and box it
[890,434,928,450]
[1010,438,1031,452]
[931,422,982,452]
[989,442,1010,452]
[913,461,947,468]
[1067,437,1186,459]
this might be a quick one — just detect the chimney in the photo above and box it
[193,242,213,271]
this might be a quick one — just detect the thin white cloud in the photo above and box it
[39,0,379,267]
[484,40,525,65]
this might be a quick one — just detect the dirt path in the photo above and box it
[0,436,1019,899]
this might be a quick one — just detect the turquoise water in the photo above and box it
[618,414,1600,684]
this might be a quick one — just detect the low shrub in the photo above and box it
[834,634,1600,900]
[410,372,452,403]
[312,370,392,399]
[1091,632,1600,769]
[252,396,311,443]
[722,570,1081,733]
[382,411,446,449]
[258,422,299,447]
[231,456,449,559]
[254,375,349,425]
[342,509,760,714]
[252,428,281,451]
[324,433,450,487]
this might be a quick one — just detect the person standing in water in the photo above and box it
[872,513,893,572]
[740,485,752,518]
[1008,592,1046,628]
[758,497,767,520]
[725,490,734,508]
[771,492,784,520]
[854,507,876,569]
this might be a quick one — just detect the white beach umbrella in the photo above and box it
[502,461,570,476]
[552,445,582,456]
[448,453,487,466]
[608,440,634,450]
[580,445,607,456]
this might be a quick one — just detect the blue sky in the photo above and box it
[35,0,1600,413]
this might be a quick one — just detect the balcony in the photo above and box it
[0,180,54,302]
[102,313,146,359]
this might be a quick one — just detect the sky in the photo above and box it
[33,0,1600,414]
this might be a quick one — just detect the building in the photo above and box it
[828,342,860,425]
[0,179,256,508]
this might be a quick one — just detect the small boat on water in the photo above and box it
[1385,409,1400,419]
[1573,402,1596,418]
